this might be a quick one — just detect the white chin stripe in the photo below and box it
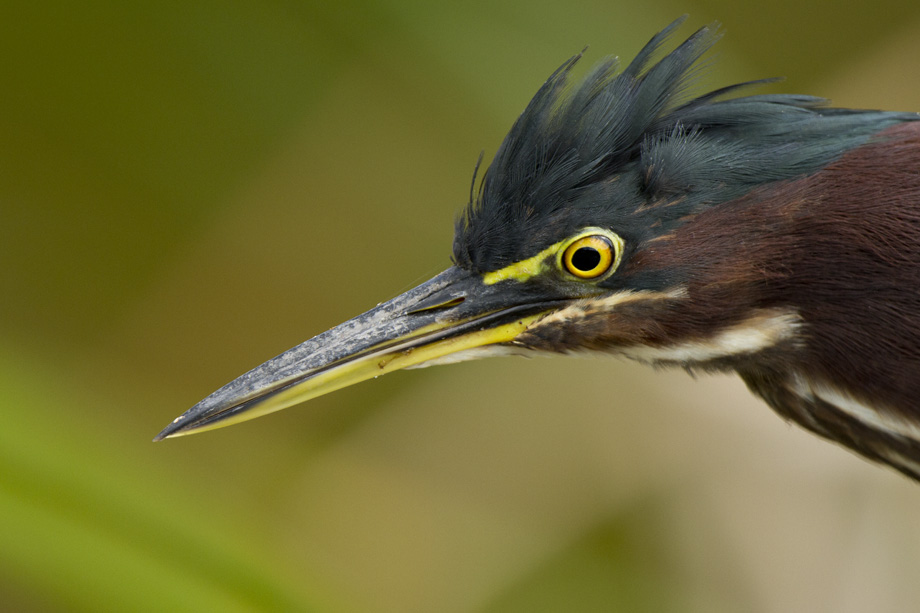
[794,377,920,443]
[621,309,801,364]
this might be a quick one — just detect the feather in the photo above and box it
[453,19,918,273]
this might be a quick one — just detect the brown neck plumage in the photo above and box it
[519,123,920,479]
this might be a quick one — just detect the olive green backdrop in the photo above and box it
[3,2,920,611]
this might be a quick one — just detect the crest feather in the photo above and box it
[453,18,917,273]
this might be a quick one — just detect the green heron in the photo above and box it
[157,19,920,482]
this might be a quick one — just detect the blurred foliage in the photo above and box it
[2,1,920,611]
[482,502,678,613]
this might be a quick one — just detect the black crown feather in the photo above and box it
[453,17,914,273]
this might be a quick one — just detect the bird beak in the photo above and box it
[155,266,560,440]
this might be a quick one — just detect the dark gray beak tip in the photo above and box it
[152,420,182,442]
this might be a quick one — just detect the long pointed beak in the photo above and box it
[155,267,559,440]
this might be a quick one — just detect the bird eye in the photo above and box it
[561,234,618,279]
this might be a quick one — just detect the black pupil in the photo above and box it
[571,247,601,271]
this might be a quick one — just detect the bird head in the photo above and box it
[155,18,918,451]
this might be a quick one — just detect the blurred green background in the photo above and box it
[3,1,920,611]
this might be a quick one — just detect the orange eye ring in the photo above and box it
[562,234,618,279]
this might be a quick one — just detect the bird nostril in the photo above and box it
[437,296,465,309]
[406,296,466,315]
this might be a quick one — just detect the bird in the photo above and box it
[156,18,920,482]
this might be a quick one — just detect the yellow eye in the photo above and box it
[562,234,618,279]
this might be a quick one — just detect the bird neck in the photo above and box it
[632,122,920,478]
